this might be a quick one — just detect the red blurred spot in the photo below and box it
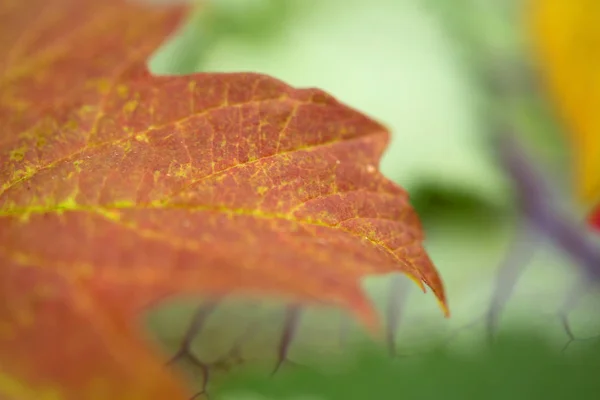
[588,204,600,232]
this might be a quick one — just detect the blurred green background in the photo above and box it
[144,0,600,397]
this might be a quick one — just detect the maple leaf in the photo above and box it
[529,0,600,214]
[0,0,448,399]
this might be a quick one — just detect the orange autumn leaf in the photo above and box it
[0,0,448,399]
[529,0,600,208]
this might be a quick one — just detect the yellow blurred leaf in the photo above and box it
[529,0,600,205]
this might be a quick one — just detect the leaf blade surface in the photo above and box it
[0,0,447,398]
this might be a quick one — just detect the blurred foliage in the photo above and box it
[425,0,571,191]
[150,0,300,73]
[215,331,600,400]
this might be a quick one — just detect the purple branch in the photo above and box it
[496,133,600,280]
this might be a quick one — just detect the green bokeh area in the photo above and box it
[145,0,600,398]
[216,333,600,400]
